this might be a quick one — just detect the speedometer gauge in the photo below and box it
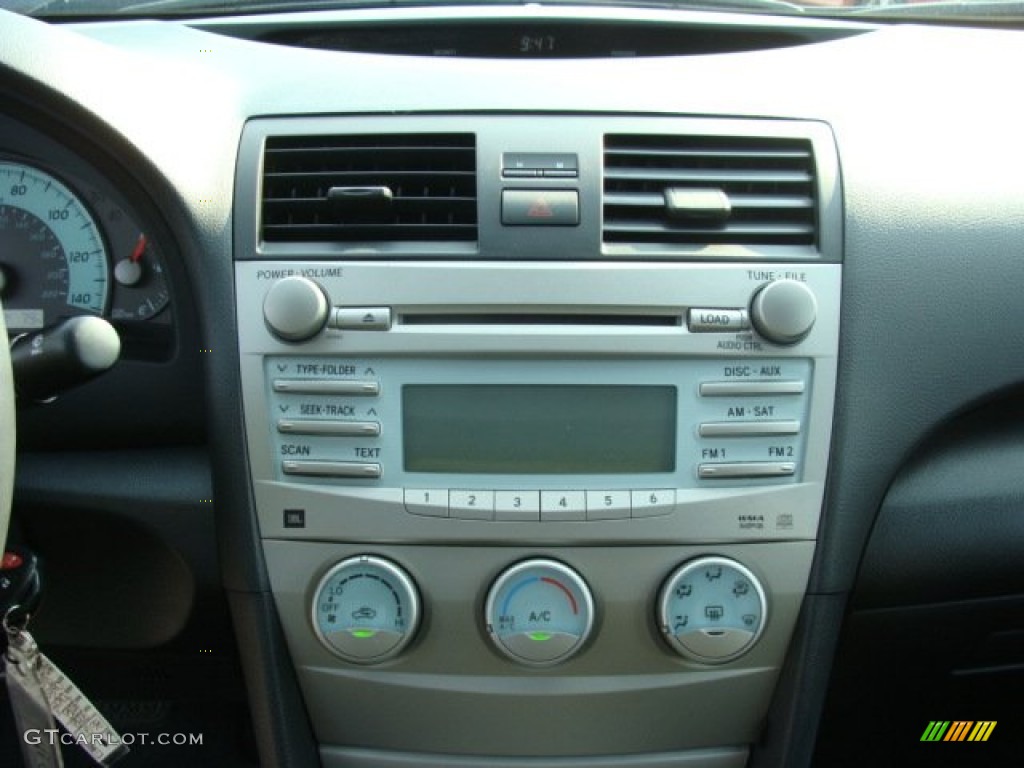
[0,161,109,331]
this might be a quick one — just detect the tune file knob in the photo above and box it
[749,279,817,344]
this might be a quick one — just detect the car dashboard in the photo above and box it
[2,4,1024,768]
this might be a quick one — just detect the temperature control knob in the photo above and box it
[311,555,420,664]
[657,556,767,664]
[485,559,594,667]
[263,275,329,342]
[749,279,817,344]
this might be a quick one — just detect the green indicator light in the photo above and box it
[528,632,552,642]
[351,629,378,639]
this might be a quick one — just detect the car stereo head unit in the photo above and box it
[237,260,838,545]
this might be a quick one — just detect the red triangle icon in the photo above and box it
[527,196,555,218]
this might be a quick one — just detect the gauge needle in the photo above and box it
[130,233,148,263]
[115,234,147,287]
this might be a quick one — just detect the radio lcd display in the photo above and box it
[402,385,676,474]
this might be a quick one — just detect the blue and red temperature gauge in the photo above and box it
[484,559,594,666]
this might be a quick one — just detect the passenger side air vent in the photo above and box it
[603,135,817,250]
[261,134,477,243]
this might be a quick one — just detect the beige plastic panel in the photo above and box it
[266,540,813,757]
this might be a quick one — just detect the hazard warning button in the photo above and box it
[501,189,579,227]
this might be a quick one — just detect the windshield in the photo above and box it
[4,0,1024,27]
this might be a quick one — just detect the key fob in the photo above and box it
[0,547,41,619]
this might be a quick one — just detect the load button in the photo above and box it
[688,308,749,333]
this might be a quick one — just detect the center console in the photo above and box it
[234,115,841,768]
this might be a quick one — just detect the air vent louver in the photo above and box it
[603,135,817,249]
[261,134,477,243]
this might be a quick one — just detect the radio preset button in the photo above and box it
[585,491,630,521]
[450,490,495,520]
[699,380,805,397]
[698,462,796,479]
[687,309,749,334]
[495,491,541,522]
[541,491,586,522]
[400,489,687,521]
[698,420,800,438]
[277,419,381,437]
[282,460,382,479]
[273,379,380,396]
[631,489,676,518]
[404,489,449,518]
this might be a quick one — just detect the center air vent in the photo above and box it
[261,134,477,244]
[603,135,817,251]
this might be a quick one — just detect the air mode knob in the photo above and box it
[749,279,817,345]
[263,276,330,342]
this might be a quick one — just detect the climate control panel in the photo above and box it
[308,553,767,667]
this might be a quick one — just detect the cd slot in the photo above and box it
[400,313,681,327]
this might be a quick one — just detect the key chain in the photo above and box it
[4,606,129,766]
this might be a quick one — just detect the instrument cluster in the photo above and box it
[0,145,174,361]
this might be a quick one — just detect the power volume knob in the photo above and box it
[749,279,817,345]
[263,276,330,342]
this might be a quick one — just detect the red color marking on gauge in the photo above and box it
[541,576,578,613]
[130,233,147,263]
